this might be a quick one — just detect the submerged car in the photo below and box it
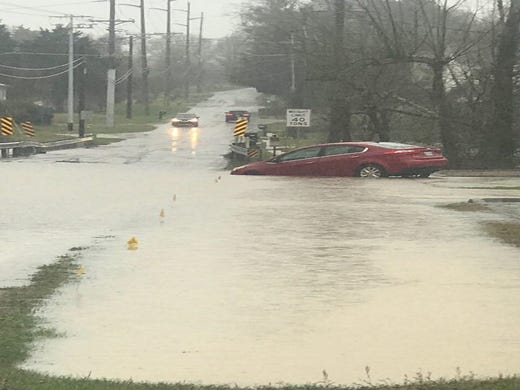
[230,141,448,177]
[225,110,251,122]
[171,113,199,127]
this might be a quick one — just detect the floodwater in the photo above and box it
[2,88,520,387]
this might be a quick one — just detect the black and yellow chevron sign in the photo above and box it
[233,119,248,136]
[247,149,259,159]
[21,121,35,137]
[0,116,14,136]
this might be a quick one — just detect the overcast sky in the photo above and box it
[0,0,496,40]
[0,0,244,39]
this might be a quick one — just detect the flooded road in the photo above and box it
[2,88,520,386]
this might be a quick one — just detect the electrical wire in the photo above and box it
[115,68,133,84]
[0,1,65,17]
[0,51,108,58]
[0,58,83,71]
[0,60,83,79]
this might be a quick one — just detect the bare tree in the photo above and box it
[355,0,487,167]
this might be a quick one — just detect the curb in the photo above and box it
[438,170,520,177]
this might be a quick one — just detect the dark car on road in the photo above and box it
[231,142,448,177]
[225,110,251,122]
[171,113,199,127]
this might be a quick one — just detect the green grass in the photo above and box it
[484,221,520,247]
[0,254,78,367]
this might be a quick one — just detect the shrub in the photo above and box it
[0,100,54,125]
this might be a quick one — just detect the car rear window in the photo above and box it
[376,142,417,149]
[177,113,195,119]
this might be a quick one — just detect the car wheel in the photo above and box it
[358,164,386,178]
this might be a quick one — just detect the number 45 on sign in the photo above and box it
[286,109,311,127]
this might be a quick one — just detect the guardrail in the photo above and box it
[0,136,94,158]
[229,139,289,162]
[229,144,248,156]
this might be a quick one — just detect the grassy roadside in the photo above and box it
[484,221,520,247]
[0,93,212,145]
[439,184,520,248]
[439,201,520,248]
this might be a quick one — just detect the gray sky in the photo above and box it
[0,0,495,40]
[0,0,244,39]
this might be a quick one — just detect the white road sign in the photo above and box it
[286,109,311,127]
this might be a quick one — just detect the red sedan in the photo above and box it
[230,142,448,177]
[225,110,251,122]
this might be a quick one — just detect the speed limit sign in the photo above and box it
[286,109,311,127]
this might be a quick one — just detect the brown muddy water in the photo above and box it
[1,89,519,387]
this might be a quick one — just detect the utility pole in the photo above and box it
[184,1,190,98]
[196,12,203,93]
[78,57,87,137]
[166,0,174,104]
[151,1,181,104]
[289,31,296,94]
[127,36,134,119]
[328,0,351,142]
[106,0,116,127]
[67,15,74,131]
[151,1,180,105]
[170,2,191,98]
[51,14,93,133]
[140,0,150,115]
[90,10,133,127]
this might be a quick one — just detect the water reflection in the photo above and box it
[168,126,199,154]
[169,127,179,152]
[190,127,198,154]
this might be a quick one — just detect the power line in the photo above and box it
[0,58,83,71]
[0,0,107,17]
[0,51,116,59]
[0,1,62,17]
[0,59,83,79]
[115,68,133,84]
